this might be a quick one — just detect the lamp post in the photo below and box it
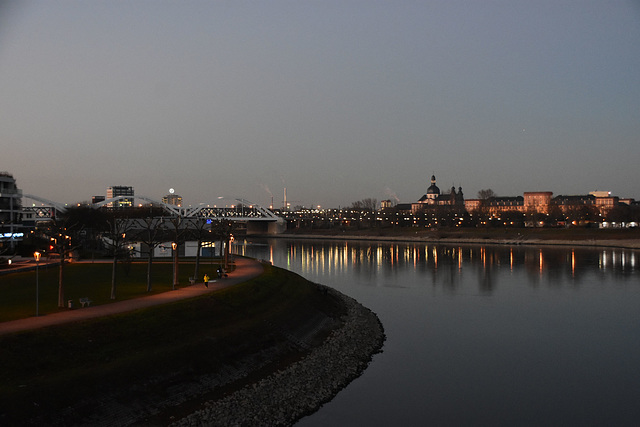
[34,251,41,316]
[172,241,178,290]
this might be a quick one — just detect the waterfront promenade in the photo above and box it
[0,257,264,336]
[0,255,384,426]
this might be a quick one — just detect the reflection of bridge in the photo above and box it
[21,194,285,234]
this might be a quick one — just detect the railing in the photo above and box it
[0,189,22,196]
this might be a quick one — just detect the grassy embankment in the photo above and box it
[0,260,227,322]
[0,262,345,424]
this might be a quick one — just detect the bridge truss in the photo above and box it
[96,196,281,222]
[21,194,283,225]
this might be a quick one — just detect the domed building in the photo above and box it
[418,175,441,203]
[412,175,464,213]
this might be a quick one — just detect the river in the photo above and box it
[234,238,640,426]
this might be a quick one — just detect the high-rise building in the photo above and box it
[106,186,134,208]
[162,193,183,207]
[0,172,23,248]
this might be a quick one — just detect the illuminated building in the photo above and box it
[523,192,553,214]
[162,193,183,207]
[411,175,465,213]
[0,172,22,248]
[106,186,134,208]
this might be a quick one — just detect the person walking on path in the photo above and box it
[0,257,264,337]
[204,273,209,288]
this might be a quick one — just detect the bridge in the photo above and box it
[21,194,286,235]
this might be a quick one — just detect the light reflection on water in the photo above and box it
[235,239,640,426]
[237,239,638,294]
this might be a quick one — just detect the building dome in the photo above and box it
[426,175,440,195]
[426,184,440,194]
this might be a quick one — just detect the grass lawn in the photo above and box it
[0,259,229,322]
[0,263,344,425]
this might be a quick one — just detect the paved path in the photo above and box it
[0,257,264,337]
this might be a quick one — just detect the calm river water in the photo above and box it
[235,238,640,426]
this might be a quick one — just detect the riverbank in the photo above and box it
[0,264,384,426]
[172,286,385,426]
[276,228,640,249]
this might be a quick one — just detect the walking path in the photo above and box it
[0,257,264,337]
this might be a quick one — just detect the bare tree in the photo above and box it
[39,218,73,308]
[477,189,496,200]
[37,209,88,308]
[130,217,166,292]
[210,220,234,270]
[351,198,378,211]
[167,215,190,288]
[186,218,210,282]
[104,218,135,300]
[472,189,496,226]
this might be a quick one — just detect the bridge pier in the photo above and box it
[246,220,286,235]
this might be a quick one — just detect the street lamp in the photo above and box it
[172,242,178,290]
[34,251,41,316]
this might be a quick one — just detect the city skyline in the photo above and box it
[2,2,639,208]
[10,173,635,211]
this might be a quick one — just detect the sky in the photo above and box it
[2,1,639,209]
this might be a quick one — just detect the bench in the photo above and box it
[79,297,92,308]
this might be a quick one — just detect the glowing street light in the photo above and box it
[34,251,41,316]
[172,242,178,290]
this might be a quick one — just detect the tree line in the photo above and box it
[23,206,236,308]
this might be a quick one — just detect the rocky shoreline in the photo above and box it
[171,286,385,427]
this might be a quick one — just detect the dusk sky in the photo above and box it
[2,1,639,209]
